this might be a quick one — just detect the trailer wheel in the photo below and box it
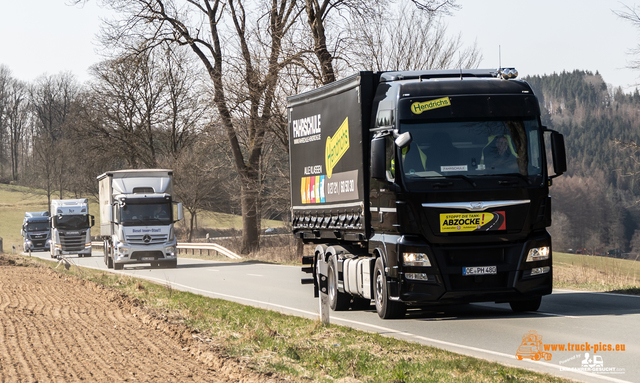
[328,255,349,311]
[374,257,406,319]
[509,297,542,312]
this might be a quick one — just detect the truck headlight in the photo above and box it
[117,245,129,255]
[403,252,431,267]
[526,246,550,262]
[166,246,176,255]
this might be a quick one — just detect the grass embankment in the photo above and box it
[14,253,569,383]
[554,251,640,295]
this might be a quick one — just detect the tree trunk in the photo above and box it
[188,210,195,242]
[240,180,260,254]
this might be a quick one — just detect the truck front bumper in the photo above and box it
[391,231,552,305]
[113,243,177,265]
[54,244,92,256]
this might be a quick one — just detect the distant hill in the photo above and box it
[524,70,640,254]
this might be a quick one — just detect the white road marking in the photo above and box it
[68,260,635,383]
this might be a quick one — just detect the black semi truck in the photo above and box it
[288,68,567,319]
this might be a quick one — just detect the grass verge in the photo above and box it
[6,253,571,383]
[554,252,640,294]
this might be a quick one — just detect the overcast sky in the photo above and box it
[1,0,639,91]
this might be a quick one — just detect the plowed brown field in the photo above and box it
[0,255,281,383]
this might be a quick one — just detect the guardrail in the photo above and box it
[177,242,241,260]
[91,241,241,260]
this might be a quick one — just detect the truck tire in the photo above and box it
[374,257,406,319]
[509,296,542,312]
[328,255,349,311]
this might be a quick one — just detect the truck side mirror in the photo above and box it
[550,131,567,177]
[394,131,412,149]
[108,205,114,223]
[91,215,95,227]
[176,203,184,222]
[371,136,386,180]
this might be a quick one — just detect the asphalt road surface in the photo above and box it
[26,250,639,383]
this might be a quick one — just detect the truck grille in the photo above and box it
[127,234,168,245]
[61,235,85,251]
[435,245,513,291]
[32,240,47,248]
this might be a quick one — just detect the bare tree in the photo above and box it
[345,2,480,71]
[5,79,30,182]
[170,139,224,241]
[301,0,463,85]
[78,0,302,254]
[615,4,640,71]
[0,65,11,180]
[29,72,80,208]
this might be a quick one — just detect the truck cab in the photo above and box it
[367,69,566,316]
[50,199,95,258]
[98,170,184,270]
[21,211,51,253]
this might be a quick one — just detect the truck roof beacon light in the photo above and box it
[497,67,518,80]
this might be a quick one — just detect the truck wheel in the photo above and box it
[328,255,350,311]
[509,297,542,312]
[374,257,406,319]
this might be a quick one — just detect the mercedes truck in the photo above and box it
[97,169,183,270]
[50,199,94,258]
[289,69,567,319]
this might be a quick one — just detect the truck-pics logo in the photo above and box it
[411,97,451,114]
[516,331,552,361]
[325,117,350,178]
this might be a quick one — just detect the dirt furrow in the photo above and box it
[0,258,281,383]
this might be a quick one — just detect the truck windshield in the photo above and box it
[26,222,49,232]
[54,215,90,230]
[120,203,172,226]
[399,118,543,182]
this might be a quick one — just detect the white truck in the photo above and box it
[97,169,183,270]
[49,199,95,258]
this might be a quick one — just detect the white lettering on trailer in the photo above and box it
[292,114,322,144]
[292,114,322,139]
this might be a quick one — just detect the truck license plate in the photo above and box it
[463,266,497,276]
[141,257,155,261]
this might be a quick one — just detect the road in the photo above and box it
[27,250,639,383]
